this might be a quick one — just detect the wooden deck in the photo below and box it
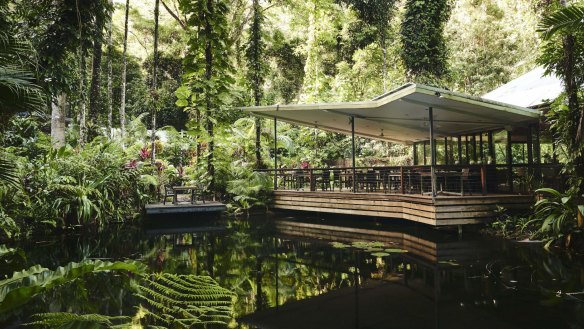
[272,190,533,226]
[145,201,226,215]
[273,220,489,264]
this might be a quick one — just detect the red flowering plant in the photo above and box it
[300,161,310,169]
[139,146,150,161]
[124,159,138,170]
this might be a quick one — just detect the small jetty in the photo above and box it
[145,201,226,215]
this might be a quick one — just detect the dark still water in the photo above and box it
[2,213,584,329]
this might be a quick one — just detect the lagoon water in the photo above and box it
[2,213,584,328]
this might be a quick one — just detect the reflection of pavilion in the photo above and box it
[241,219,563,329]
[243,81,565,226]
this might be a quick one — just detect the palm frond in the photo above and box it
[0,156,19,188]
[537,5,584,40]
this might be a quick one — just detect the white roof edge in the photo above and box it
[241,82,540,119]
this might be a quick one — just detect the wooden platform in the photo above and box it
[145,201,226,215]
[273,220,488,264]
[272,190,533,226]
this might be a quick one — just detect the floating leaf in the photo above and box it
[371,252,390,257]
[385,248,408,253]
[366,248,384,253]
[331,242,350,249]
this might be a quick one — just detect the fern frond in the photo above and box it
[136,273,235,327]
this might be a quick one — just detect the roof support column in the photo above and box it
[413,142,418,165]
[429,107,436,198]
[351,116,356,193]
[488,131,495,164]
[507,130,513,193]
[457,136,462,164]
[273,116,278,190]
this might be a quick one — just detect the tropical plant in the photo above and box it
[136,273,235,327]
[538,4,584,40]
[226,166,272,214]
[0,259,147,313]
[529,188,584,245]
[27,312,132,329]
[0,24,44,125]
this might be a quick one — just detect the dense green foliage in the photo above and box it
[400,0,451,84]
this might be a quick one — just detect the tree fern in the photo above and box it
[136,273,235,328]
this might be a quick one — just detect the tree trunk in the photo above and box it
[151,0,160,163]
[106,0,113,138]
[89,14,104,126]
[51,93,67,148]
[79,50,87,147]
[120,0,130,141]
[205,0,215,192]
[255,117,263,168]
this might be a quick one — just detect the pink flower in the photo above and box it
[300,161,310,169]
[124,159,138,170]
[139,147,151,161]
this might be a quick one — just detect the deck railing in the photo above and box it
[255,164,565,196]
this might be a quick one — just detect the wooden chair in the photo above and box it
[162,185,175,205]
[321,169,331,191]
[191,184,206,204]
[332,169,342,191]
[365,169,377,192]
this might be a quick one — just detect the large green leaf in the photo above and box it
[0,260,147,313]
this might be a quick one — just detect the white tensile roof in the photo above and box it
[482,66,563,108]
[242,83,539,144]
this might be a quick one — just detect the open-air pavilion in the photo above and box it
[243,83,563,226]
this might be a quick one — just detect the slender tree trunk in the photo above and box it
[205,0,215,192]
[79,51,87,147]
[150,0,160,163]
[106,0,113,138]
[89,14,104,127]
[120,0,130,141]
[196,109,201,160]
[51,93,67,148]
[255,117,262,168]
[381,28,387,92]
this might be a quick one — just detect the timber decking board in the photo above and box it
[271,190,531,226]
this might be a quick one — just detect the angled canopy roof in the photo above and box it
[482,66,563,108]
[242,83,540,144]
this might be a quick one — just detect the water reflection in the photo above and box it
[2,214,584,328]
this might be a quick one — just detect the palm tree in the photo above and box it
[537,5,584,40]
[0,30,44,125]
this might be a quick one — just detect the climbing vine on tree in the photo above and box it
[176,0,235,191]
[400,0,452,85]
[245,0,267,168]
